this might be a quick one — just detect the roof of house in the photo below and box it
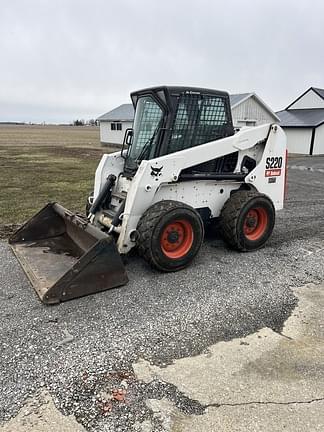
[276,108,324,127]
[286,87,324,110]
[97,104,134,122]
[313,87,324,99]
[229,93,251,107]
[97,92,279,122]
[230,93,280,121]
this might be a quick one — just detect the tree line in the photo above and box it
[73,119,98,126]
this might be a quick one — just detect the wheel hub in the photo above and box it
[243,207,268,240]
[245,212,258,231]
[167,231,180,244]
[160,220,194,259]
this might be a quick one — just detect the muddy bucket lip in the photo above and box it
[9,202,109,245]
[9,203,129,304]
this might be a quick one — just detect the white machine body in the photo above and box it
[93,123,287,254]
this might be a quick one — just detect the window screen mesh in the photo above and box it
[167,94,229,154]
[131,97,163,158]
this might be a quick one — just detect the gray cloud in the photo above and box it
[1,0,323,122]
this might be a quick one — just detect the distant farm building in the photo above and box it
[229,93,279,128]
[277,87,324,155]
[97,104,134,146]
[98,92,278,146]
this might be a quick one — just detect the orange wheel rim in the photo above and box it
[160,219,194,259]
[243,207,268,241]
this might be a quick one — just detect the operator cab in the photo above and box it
[122,86,236,175]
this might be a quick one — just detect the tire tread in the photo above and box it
[220,190,274,251]
[137,200,203,270]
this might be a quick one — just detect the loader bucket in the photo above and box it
[9,203,128,304]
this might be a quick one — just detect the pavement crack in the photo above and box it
[143,379,206,415]
[206,397,324,409]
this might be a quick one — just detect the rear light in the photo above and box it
[284,149,288,201]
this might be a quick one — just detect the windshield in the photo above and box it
[127,96,163,163]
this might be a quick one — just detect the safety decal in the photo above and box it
[265,169,281,177]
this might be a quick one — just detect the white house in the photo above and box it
[276,87,324,155]
[98,92,278,146]
[229,93,279,128]
[97,104,134,146]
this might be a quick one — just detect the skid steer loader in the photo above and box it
[10,86,287,304]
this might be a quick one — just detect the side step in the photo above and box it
[9,203,128,304]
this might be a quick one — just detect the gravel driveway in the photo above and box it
[1,156,324,431]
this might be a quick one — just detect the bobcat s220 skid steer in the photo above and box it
[10,86,287,304]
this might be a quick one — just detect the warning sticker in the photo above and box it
[268,177,277,184]
[265,169,281,177]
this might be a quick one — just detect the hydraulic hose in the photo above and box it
[88,174,116,219]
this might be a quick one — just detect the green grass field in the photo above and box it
[0,125,116,233]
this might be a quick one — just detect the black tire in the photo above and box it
[85,191,94,216]
[220,190,275,251]
[137,200,204,272]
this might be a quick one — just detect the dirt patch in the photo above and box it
[0,224,21,240]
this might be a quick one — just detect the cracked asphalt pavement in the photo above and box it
[0,155,324,431]
[135,282,324,431]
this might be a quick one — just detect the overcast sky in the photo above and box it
[1,0,323,123]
